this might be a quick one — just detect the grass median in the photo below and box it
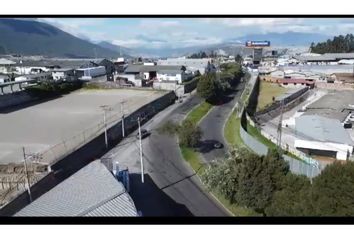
[224,110,245,148]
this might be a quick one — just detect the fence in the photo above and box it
[238,74,323,179]
[34,91,176,167]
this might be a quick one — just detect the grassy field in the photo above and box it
[224,111,244,148]
[257,81,287,111]
[187,101,213,124]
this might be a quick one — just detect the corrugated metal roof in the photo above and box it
[295,115,354,145]
[124,64,184,73]
[15,160,137,217]
[0,58,16,65]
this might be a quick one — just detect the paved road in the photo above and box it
[101,93,230,216]
[198,81,246,162]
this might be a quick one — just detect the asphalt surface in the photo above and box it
[198,81,246,162]
[102,92,230,216]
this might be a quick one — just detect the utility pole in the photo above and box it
[22,147,32,202]
[121,100,125,137]
[100,105,111,149]
[137,117,144,183]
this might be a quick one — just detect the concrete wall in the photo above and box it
[255,87,310,123]
[0,91,36,110]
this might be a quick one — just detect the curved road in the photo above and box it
[102,93,230,216]
[198,80,246,162]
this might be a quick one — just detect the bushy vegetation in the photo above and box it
[197,63,244,104]
[202,147,354,216]
[310,34,354,54]
[26,81,82,98]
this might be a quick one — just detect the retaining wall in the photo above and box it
[0,91,36,110]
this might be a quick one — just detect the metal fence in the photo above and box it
[238,74,323,179]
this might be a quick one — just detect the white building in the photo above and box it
[51,68,77,82]
[76,66,106,80]
[157,58,213,75]
[294,115,354,161]
[0,58,16,73]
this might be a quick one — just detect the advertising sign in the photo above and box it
[245,40,271,47]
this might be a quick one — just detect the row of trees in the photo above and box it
[310,34,354,54]
[188,51,218,59]
[202,147,354,216]
[196,63,244,103]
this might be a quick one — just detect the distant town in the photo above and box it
[0,18,354,217]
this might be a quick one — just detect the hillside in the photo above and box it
[0,18,119,58]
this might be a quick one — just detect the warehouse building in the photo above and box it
[294,115,354,161]
[157,58,215,75]
[15,160,138,216]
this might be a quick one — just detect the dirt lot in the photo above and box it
[0,88,165,164]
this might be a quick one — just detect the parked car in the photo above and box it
[136,129,150,139]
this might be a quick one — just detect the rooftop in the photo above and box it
[0,58,16,65]
[295,115,354,145]
[304,90,354,122]
[15,160,138,216]
[125,64,184,73]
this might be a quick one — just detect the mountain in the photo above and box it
[97,41,131,58]
[0,18,119,58]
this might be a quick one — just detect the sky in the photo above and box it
[38,18,354,49]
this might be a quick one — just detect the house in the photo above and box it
[51,68,77,82]
[0,74,10,84]
[14,160,138,217]
[157,58,214,75]
[294,115,354,161]
[124,64,192,85]
[76,66,106,80]
[0,58,16,73]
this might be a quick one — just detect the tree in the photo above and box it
[265,173,312,216]
[201,148,289,214]
[310,161,354,216]
[178,119,202,148]
[235,54,243,64]
[197,73,219,103]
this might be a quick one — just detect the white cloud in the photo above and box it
[139,19,181,28]
[37,18,107,41]
[201,18,304,27]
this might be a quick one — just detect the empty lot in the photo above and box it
[0,88,166,164]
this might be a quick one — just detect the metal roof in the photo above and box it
[124,64,184,73]
[295,115,354,145]
[0,58,16,65]
[15,160,138,217]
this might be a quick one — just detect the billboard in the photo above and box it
[245,40,271,48]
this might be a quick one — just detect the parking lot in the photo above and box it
[0,88,165,164]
